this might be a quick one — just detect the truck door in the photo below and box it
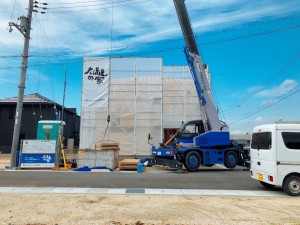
[276,130,300,174]
[251,131,277,174]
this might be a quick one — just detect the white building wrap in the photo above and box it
[80,57,201,156]
[82,57,110,108]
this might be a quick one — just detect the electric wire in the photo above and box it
[228,86,300,125]
[0,22,298,70]
[47,0,143,9]
[211,82,227,125]
[25,75,38,124]
[34,13,42,95]
[9,0,17,21]
[3,3,300,121]
[223,49,300,113]
[47,0,152,13]
[0,22,298,71]
[110,0,114,56]
[50,0,107,5]
[201,15,299,37]
[37,12,60,120]
[30,12,60,120]
[202,25,300,46]
[49,0,145,5]
[1,18,298,59]
[17,0,22,19]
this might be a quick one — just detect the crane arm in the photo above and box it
[173,0,227,131]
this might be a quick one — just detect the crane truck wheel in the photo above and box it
[224,151,238,169]
[283,175,300,196]
[184,151,201,172]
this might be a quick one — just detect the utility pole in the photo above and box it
[9,0,34,168]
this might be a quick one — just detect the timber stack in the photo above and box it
[118,159,140,170]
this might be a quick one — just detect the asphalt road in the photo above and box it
[0,166,271,191]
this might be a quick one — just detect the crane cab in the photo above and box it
[177,120,205,147]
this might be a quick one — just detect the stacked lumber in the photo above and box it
[95,142,120,151]
[118,159,140,170]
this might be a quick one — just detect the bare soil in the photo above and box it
[0,194,299,225]
[0,155,10,170]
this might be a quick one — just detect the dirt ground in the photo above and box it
[0,155,10,170]
[1,156,300,225]
[0,194,300,225]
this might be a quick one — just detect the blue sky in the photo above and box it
[0,0,299,134]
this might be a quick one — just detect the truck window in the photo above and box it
[184,124,198,134]
[282,132,300,150]
[251,132,271,150]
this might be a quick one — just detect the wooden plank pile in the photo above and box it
[95,142,120,151]
[118,159,140,170]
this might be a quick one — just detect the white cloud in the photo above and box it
[256,79,299,97]
[254,117,264,122]
[1,0,299,60]
[229,116,278,133]
[230,130,243,134]
[261,99,280,106]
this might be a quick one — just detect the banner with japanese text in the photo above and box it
[82,57,110,108]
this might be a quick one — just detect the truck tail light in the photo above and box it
[268,175,274,182]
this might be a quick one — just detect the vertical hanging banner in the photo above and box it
[82,57,110,108]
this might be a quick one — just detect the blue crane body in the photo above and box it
[149,0,248,171]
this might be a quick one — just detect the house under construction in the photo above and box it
[80,57,203,156]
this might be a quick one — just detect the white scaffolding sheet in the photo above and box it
[80,58,201,156]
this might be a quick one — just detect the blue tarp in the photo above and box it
[73,166,113,172]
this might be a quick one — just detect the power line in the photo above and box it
[1,24,298,61]
[48,0,152,13]
[201,15,299,38]
[0,60,82,70]
[1,14,298,58]
[49,0,107,5]
[228,86,300,125]
[223,49,300,113]
[211,82,227,125]
[110,0,114,56]
[201,25,300,46]
[128,25,300,56]
[9,0,17,21]
[47,0,140,9]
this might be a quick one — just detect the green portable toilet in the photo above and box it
[37,120,65,141]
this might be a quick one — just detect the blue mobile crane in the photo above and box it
[149,0,248,171]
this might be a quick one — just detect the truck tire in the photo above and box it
[260,181,275,189]
[283,175,300,196]
[224,151,238,169]
[184,151,201,172]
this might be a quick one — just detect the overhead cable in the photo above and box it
[228,87,300,125]
[48,0,152,13]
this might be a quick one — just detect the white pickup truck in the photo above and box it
[250,123,300,196]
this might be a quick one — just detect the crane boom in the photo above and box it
[173,0,199,55]
[173,0,227,131]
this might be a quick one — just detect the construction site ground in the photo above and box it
[0,155,300,225]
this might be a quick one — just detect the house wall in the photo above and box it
[0,103,80,153]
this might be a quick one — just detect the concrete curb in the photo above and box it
[0,187,287,197]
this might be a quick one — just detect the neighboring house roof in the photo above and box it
[0,93,77,115]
